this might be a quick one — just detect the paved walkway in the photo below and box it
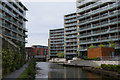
[3,62,29,79]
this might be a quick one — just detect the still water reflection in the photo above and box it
[36,62,107,79]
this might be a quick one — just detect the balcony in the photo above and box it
[66,48,77,51]
[66,44,77,47]
[65,39,77,42]
[65,27,77,31]
[78,47,87,51]
[4,1,27,19]
[79,36,119,45]
[65,19,77,23]
[65,23,77,27]
[77,0,93,8]
[65,52,76,55]
[79,27,119,38]
[64,15,76,19]
[65,35,77,38]
[78,18,120,32]
[78,10,120,26]
[65,31,77,35]
[77,2,119,20]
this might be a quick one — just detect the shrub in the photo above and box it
[101,64,120,74]
[117,69,120,74]
[101,64,107,70]
[88,44,97,49]
[117,65,120,74]
[84,57,100,60]
[107,64,112,71]
[19,58,36,79]
[56,53,64,58]
[98,44,106,47]
[111,65,117,71]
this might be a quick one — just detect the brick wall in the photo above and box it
[88,47,115,58]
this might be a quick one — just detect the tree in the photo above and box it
[108,40,115,48]
[76,51,79,56]
[88,44,96,49]
[98,44,106,47]
[56,53,64,58]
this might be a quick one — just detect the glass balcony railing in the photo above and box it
[65,35,77,38]
[65,19,77,23]
[79,36,119,44]
[66,39,77,42]
[5,1,26,19]
[77,2,119,19]
[65,23,77,27]
[65,27,77,30]
[78,18,120,32]
[65,15,76,19]
[78,10,120,26]
[2,5,24,24]
[65,31,77,34]
[79,27,119,38]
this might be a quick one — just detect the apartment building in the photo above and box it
[49,28,64,58]
[76,0,120,57]
[0,0,28,52]
[64,13,77,59]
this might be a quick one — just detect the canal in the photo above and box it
[36,62,109,79]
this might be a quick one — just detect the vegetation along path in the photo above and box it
[3,61,29,79]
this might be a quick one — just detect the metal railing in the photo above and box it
[100,56,120,61]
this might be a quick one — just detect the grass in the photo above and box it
[18,58,36,80]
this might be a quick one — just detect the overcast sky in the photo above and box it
[22,1,76,47]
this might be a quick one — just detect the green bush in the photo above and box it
[19,58,36,79]
[56,53,64,58]
[98,44,106,47]
[117,69,120,74]
[107,64,112,71]
[117,65,120,74]
[88,44,97,49]
[84,57,100,60]
[101,64,107,70]
[111,65,117,71]
[101,64,120,74]
[2,47,26,76]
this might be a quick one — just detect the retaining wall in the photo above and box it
[70,60,120,66]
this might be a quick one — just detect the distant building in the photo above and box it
[32,45,48,56]
[49,28,64,58]
[26,47,34,59]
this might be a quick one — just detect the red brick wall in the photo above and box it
[88,47,115,58]
[26,47,34,57]
[101,47,115,56]
[88,47,102,58]
[32,46,48,56]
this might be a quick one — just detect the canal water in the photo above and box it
[35,62,109,79]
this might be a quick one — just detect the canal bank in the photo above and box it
[35,62,112,79]
[82,67,120,79]
[57,61,120,79]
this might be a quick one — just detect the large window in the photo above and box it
[37,49,39,55]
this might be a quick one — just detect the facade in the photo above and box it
[77,0,120,57]
[49,28,64,58]
[0,0,28,53]
[88,47,115,58]
[32,45,48,56]
[26,47,34,58]
[64,13,77,59]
